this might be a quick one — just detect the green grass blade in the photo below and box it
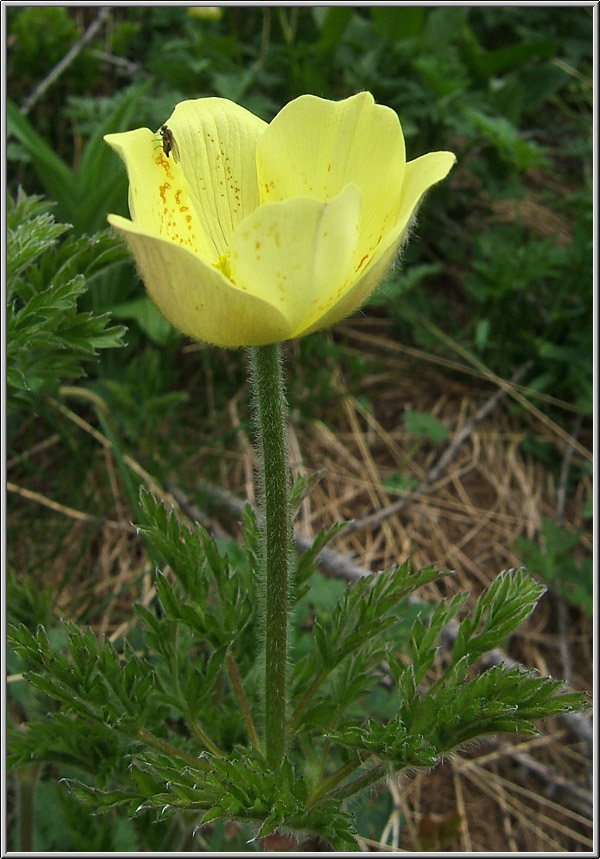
[7,101,79,217]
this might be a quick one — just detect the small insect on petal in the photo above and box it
[160,124,180,163]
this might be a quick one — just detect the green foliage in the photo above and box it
[310,564,442,676]
[136,490,255,652]
[6,190,126,410]
[290,563,440,736]
[6,568,55,631]
[403,410,450,444]
[9,622,163,736]
[11,773,140,852]
[63,749,359,851]
[330,571,583,770]
[96,348,188,450]
[450,568,546,662]
[462,220,593,413]
[8,7,91,91]
[464,108,550,171]
[333,664,581,770]
[515,520,593,616]
[7,488,587,850]
[7,83,151,235]
[109,296,177,347]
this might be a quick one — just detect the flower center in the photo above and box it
[214,252,232,280]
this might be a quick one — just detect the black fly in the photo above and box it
[159,124,180,163]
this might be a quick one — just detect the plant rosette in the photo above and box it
[105,92,455,348]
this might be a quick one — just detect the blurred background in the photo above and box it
[6,5,593,852]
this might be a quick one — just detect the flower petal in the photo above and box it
[257,92,406,273]
[104,128,215,261]
[105,94,456,349]
[296,150,456,337]
[107,214,291,347]
[229,184,362,335]
[297,240,400,338]
[396,151,456,238]
[165,99,267,258]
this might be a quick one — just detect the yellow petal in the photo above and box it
[107,214,291,348]
[296,150,456,337]
[165,99,267,258]
[104,128,215,261]
[105,95,456,349]
[396,151,456,239]
[257,92,406,273]
[297,240,399,338]
[229,185,362,335]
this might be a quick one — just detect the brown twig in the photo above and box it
[7,434,61,470]
[168,481,370,583]
[7,480,129,532]
[88,49,143,78]
[417,317,592,462]
[340,361,533,538]
[20,7,112,115]
[505,748,592,817]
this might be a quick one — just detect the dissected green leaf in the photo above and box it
[452,569,545,663]
[7,191,126,408]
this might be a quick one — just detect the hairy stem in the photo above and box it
[138,729,212,769]
[169,622,223,757]
[249,344,292,772]
[308,758,363,807]
[16,762,41,852]
[226,651,262,754]
[287,667,327,734]
[327,761,387,802]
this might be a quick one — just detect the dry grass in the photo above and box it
[7,316,592,853]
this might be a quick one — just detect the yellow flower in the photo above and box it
[188,6,222,21]
[105,93,455,348]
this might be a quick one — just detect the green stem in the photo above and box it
[249,344,292,772]
[187,717,223,758]
[138,729,212,769]
[287,667,326,734]
[16,762,41,851]
[327,761,387,803]
[169,622,223,757]
[307,758,363,807]
[226,651,262,754]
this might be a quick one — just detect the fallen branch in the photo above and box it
[20,7,111,115]
[7,480,129,532]
[417,316,592,462]
[504,748,592,818]
[89,49,144,78]
[339,361,533,538]
[170,481,371,582]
